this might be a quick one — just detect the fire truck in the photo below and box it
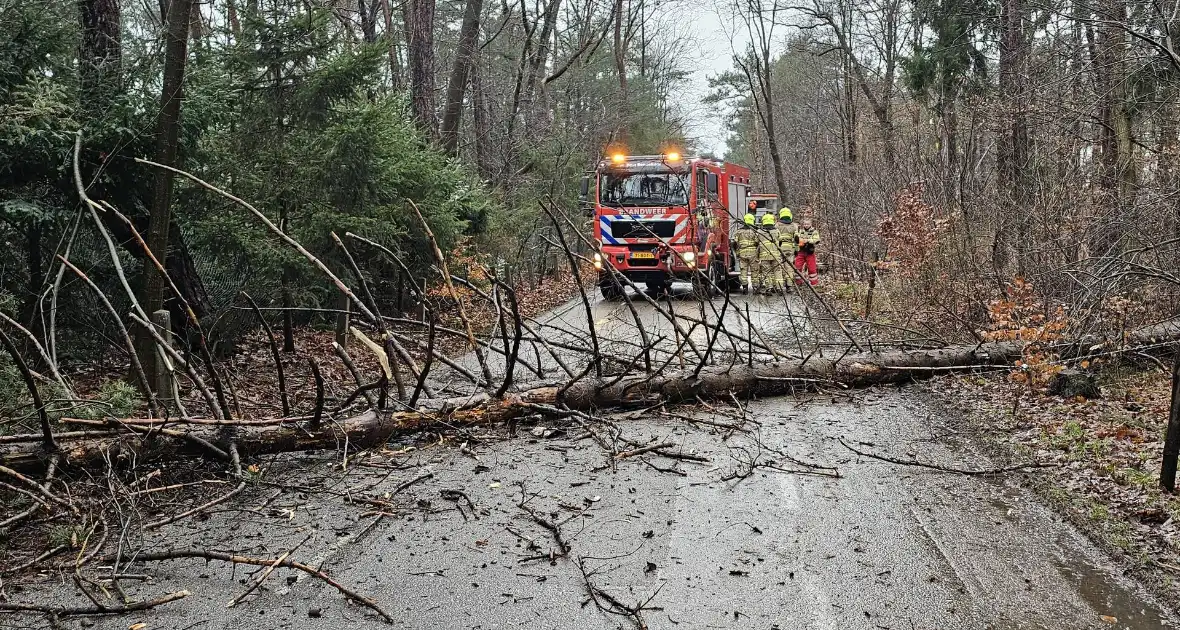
[746,193,781,221]
[579,152,751,299]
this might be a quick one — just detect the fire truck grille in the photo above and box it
[610,220,676,239]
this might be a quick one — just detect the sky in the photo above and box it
[679,12,750,158]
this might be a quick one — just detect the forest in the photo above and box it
[4,0,1180,626]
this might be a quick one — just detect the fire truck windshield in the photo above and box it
[599,172,689,207]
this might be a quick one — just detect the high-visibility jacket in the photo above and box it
[796,227,821,253]
[775,223,797,255]
[734,226,759,257]
[757,227,780,260]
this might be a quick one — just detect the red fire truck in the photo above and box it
[579,152,751,299]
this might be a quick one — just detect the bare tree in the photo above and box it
[734,0,789,200]
[440,0,485,154]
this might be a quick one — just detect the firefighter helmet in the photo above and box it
[779,207,793,221]
[743,213,755,226]
[761,213,775,227]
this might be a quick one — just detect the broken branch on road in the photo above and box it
[839,439,1059,476]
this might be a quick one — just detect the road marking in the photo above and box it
[800,570,838,630]
[776,470,800,513]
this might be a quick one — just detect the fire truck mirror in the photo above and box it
[706,173,719,195]
[578,176,590,200]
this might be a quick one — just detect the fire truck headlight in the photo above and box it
[592,253,603,270]
[682,251,695,267]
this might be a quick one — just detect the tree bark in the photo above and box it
[997,0,1030,274]
[1160,349,1180,491]
[21,224,44,330]
[406,0,438,138]
[358,0,379,43]
[613,0,628,131]
[523,0,561,120]
[439,0,484,155]
[379,0,403,89]
[1094,0,1136,252]
[738,49,788,202]
[471,60,495,179]
[79,0,122,110]
[139,0,195,391]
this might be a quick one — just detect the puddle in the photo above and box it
[1053,555,1171,629]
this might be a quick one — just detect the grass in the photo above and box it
[47,524,79,549]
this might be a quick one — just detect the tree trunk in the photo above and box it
[379,0,403,89]
[226,0,241,38]
[93,210,211,328]
[997,0,1030,275]
[1094,0,1135,252]
[841,0,856,165]
[79,0,122,110]
[358,0,378,42]
[10,319,1180,471]
[523,0,561,117]
[139,0,195,392]
[279,211,295,353]
[613,0,627,130]
[471,60,495,179]
[752,50,788,202]
[406,0,437,138]
[439,0,484,156]
[22,224,44,331]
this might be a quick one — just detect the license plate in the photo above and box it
[631,252,655,259]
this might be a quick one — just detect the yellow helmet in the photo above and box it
[743,213,755,226]
[779,207,793,220]
[761,213,775,226]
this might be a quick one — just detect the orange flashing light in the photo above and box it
[611,153,626,164]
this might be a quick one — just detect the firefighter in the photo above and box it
[758,212,783,293]
[734,213,759,293]
[775,207,797,290]
[794,217,821,286]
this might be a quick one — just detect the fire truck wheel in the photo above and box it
[692,262,721,299]
[599,278,624,301]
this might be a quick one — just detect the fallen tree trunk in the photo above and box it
[1,342,1028,470]
[7,326,1180,471]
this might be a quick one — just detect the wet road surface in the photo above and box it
[435,283,818,393]
[41,391,1173,630]
[8,291,1174,630]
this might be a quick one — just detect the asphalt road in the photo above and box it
[434,283,818,394]
[5,292,1174,630]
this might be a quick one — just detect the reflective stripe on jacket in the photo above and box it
[775,223,797,254]
[734,227,759,257]
[757,229,780,260]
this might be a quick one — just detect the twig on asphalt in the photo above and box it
[577,557,663,630]
[516,483,570,561]
[0,590,190,617]
[121,549,393,622]
[144,479,248,530]
[226,534,312,607]
[839,438,1058,475]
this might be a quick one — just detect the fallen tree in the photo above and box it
[4,336,1159,471]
